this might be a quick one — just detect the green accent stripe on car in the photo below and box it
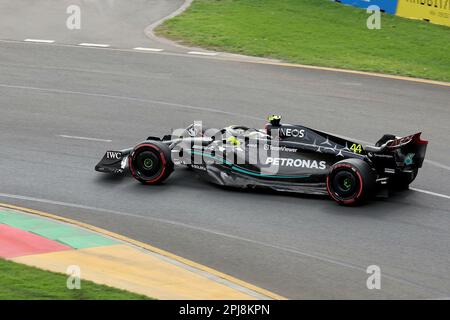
[191,151,308,179]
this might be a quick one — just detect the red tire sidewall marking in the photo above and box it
[129,144,167,184]
[327,163,364,204]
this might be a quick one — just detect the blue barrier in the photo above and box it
[336,0,398,15]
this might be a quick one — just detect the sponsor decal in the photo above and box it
[404,153,415,165]
[388,135,414,148]
[266,157,327,170]
[404,0,449,10]
[121,156,128,169]
[279,127,305,138]
[190,164,207,171]
[373,154,394,158]
[263,144,297,153]
[397,0,450,27]
[106,151,122,160]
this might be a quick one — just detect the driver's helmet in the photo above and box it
[224,125,250,137]
[223,126,269,146]
[222,126,248,146]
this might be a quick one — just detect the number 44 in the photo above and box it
[350,143,363,154]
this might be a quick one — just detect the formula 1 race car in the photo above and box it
[95,115,428,205]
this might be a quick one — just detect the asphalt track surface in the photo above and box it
[0,1,449,299]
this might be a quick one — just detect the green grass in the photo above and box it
[0,258,150,300]
[157,0,450,82]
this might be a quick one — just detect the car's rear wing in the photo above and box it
[386,132,428,168]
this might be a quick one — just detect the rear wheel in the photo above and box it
[129,141,174,184]
[327,159,376,205]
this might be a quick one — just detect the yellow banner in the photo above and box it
[397,0,450,27]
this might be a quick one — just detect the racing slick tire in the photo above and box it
[129,141,174,185]
[326,158,376,205]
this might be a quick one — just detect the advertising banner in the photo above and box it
[337,0,399,14]
[396,0,450,27]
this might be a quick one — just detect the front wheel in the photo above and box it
[129,141,174,184]
[326,159,376,205]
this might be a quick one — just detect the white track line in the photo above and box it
[134,47,163,52]
[2,38,447,87]
[78,43,110,48]
[188,51,218,56]
[0,192,444,296]
[410,188,450,200]
[424,160,450,171]
[24,39,55,43]
[58,135,112,142]
[0,83,261,120]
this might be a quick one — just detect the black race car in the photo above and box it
[95,115,428,205]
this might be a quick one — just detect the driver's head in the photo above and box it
[267,115,282,127]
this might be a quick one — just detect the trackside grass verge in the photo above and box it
[0,258,151,300]
[156,0,450,82]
